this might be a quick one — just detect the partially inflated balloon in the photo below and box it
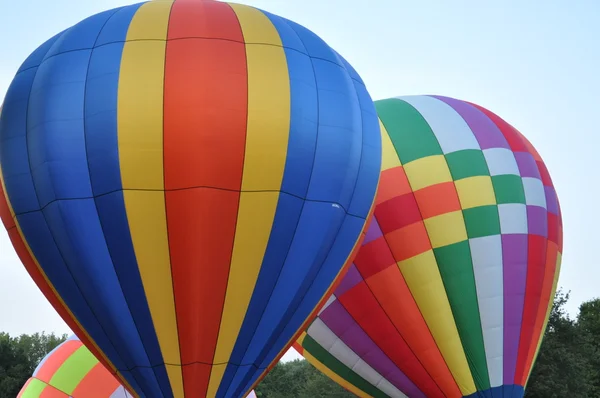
[294,95,562,398]
[0,1,381,397]
[17,335,132,397]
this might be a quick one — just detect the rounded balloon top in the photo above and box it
[295,95,562,398]
[0,1,381,397]
[17,335,132,398]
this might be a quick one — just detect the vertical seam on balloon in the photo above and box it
[422,96,490,393]
[397,96,486,391]
[82,8,168,397]
[161,1,181,396]
[377,107,457,398]
[222,13,319,397]
[436,96,502,391]
[21,28,139,391]
[206,3,249,397]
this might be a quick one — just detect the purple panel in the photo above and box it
[544,186,559,215]
[364,217,383,244]
[527,206,548,237]
[319,300,425,397]
[430,95,510,150]
[502,234,528,384]
[334,264,364,297]
[514,152,541,179]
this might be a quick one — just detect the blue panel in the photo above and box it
[44,8,119,59]
[282,18,342,66]
[42,199,163,397]
[261,11,307,54]
[17,32,66,73]
[335,50,365,85]
[271,37,318,198]
[347,80,381,219]
[95,192,173,397]
[28,50,93,208]
[306,58,362,210]
[216,193,303,397]
[231,214,366,398]
[463,385,525,398]
[0,69,40,214]
[85,42,124,196]
[96,3,144,46]
[222,200,346,397]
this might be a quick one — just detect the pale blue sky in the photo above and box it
[0,0,598,365]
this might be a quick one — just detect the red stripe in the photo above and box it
[514,234,547,383]
[163,2,247,396]
[339,282,446,398]
[39,385,67,398]
[0,182,121,389]
[71,363,122,397]
[518,240,559,385]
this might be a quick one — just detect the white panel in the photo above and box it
[307,318,338,350]
[318,294,337,315]
[376,378,409,398]
[330,338,361,369]
[498,204,528,234]
[522,177,547,208]
[483,148,520,176]
[397,95,480,153]
[352,358,383,386]
[470,236,504,388]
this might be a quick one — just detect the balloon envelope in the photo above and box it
[17,335,132,397]
[294,95,562,398]
[0,1,381,397]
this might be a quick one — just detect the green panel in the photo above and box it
[433,241,491,391]
[492,175,526,204]
[375,98,442,164]
[49,346,97,393]
[463,206,501,238]
[19,378,48,397]
[302,336,388,398]
[446,150,490,180]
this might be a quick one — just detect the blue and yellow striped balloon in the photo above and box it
[0,1,382,397]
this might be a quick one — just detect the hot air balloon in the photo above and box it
[293,95,562,398]
[17,335,133,397]
[0,1,381,397]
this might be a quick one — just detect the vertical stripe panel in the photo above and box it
[117,1,182,396]
[87,4,173,396]
[35,341,81,382]
[71,363,122,397]
[401,95,490,392]
[206,5,289,397]
[376,98,477,396]
[162,1,246,396]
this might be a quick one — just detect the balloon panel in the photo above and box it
[295,96,562,398]
[0,1,381,397]
[17,335,132,398]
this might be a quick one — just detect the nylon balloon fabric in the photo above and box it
[294,95,562,398]
[0,1,382,397]
[17,335,133,398]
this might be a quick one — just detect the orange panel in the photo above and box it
[414,182,461,220]
[385,222,432,262]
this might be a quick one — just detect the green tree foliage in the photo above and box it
[525,291,599,398]
[0,332,67,397]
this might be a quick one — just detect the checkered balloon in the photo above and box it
[293,95,562,398]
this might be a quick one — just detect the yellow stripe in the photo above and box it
[206,5,291,396]
[379,119,402,170]
[118,2,184,397]
[304,351,371,398]
[525,252,562,387]
[398,252,476,395]
[0,168,138,397]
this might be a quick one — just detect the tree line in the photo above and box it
[1,291,598,397]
